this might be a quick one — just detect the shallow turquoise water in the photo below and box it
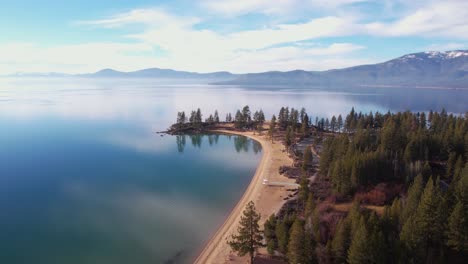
[0,78,467,263]
[0,116,262,263]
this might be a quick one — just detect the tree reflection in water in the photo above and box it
[174,134,260,154]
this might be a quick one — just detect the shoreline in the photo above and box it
[194,128,295,263]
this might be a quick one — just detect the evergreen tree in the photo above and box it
[242,105,251,126]
[401,174,424,223]
[234,110,243,129]
[303,146,313,171]
[446,201,468,251]
[228,201,264,263]
[301,113,310,136]
[453,156,464,182]
[189,110,196,124]
[276,219,289,254]
[337,114,343,132]
[288,219,306,264]
[331,115,337,132]
[300,108,307,123]
[347,217,369,264]
[269,115,277,142]
[401,177,445,261]
[214,110,219,123]
[304,228,317,264]
[195,108,202,127]
[298,173,310,209]
[446,152,458,179]
[264,214,278,255]
[285,126,294,147]
[332,218,351,263]
[447,165,468,252]
[226,113,232,122]
[176,111,186,127]
[304,195,316,218]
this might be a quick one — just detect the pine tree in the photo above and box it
[337,114,343,132]
[331,115,337,132]
[304,228,317,264]
[301,116,309,136]
[288,219,305,264]
[214,110,219,123]
[331,218,351,263]
[285,126,294,147]
[298,173,310,209]
[446,152,458,179]
[303,146,313,171]
[195,108,202,127]
[234,110,243,128]
[347,217,369,264]
[453,156,464,182]
[304,195,316,218]
[228,201,264,263]
[176,111,186,127]
[269,115,277,142]
[401,177,444,261]
[446,201,468,251]
[242,105,251,126]
[447,165,468,252]
[264,214,278,255]
[276,219,289,254]
[401,174,424,223]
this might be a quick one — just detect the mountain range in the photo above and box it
[216,50,468,87]
[5,50,468,87]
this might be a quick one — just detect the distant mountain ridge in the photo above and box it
[79,68,236,80]
[217,50,468,87]
[4,50,468,87]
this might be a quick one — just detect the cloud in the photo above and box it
[0,42,156,74]
[364,0,468,39]
[3,1,467,74]
[201,0,369,15]
[76,8,199,28]
[424,42,467,51]
[122,14,362,72]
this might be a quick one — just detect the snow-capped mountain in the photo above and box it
[4,50,468,87]
[218,50,468,87]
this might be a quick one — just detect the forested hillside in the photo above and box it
[264,108,468,263]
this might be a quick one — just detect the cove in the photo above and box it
[0,117,262,263]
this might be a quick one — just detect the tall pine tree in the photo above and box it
[228,201,263,263]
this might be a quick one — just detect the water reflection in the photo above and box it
[176,135,186,153]
[0,124,262,263]
[175,134,262,154]
[0,77,467,263]
[1,78,467,134]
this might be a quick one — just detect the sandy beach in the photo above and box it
[194,129,295,264]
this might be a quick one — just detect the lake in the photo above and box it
[0,78,467,263]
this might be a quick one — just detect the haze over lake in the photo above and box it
[1,78,467,263]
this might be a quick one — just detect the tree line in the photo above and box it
[226,107,468,263]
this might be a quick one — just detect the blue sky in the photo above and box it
[0,0,467,74]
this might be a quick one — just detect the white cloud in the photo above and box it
[201,0,369,15]
[76,8,199,28]
[201,0,296,15]
[122,14,361,72]
[0,9,364,74]
[425,42,467,51]
[364,0,468,38]
[3,1,467,75]
[0,42,157,74]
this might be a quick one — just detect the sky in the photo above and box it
[0,0,467,74]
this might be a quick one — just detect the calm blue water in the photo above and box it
[0,78,467,263]
[0,116,261,263]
